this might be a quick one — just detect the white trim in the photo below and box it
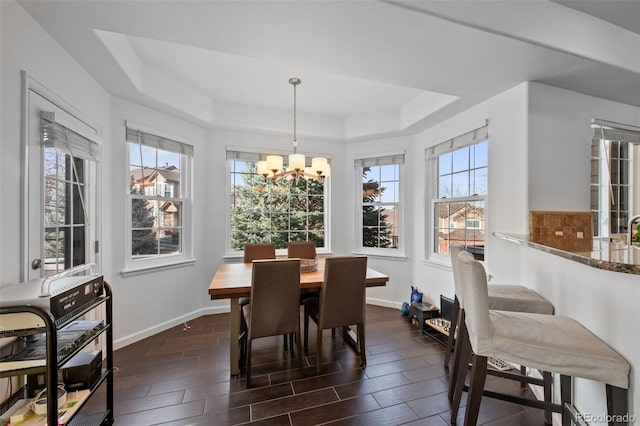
[366,297,402,310]
[20,70,103,281]
[120,257,196,277]
[113,305,226,350]
[124,132,194,271]
[352,251,407,261]
[354,158,405,254]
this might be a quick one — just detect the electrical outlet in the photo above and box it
[577,232,584,239]
[555,231,564,236]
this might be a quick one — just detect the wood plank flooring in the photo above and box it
[107,305,549,425]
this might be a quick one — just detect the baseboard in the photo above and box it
[115,298,401,350]
[113,305,228,350]
[366,297,401,310]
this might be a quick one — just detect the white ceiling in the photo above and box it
[16,0,640,141]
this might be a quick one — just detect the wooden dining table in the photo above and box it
[208,257,389,376]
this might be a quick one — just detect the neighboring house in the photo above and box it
[130,165,180,238]
[437,202,485,254]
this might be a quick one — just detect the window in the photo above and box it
[227,150,328,254]
[126,124,193,269]
[355,153,404,254]
[41,113,101,276]
[427,124,488,261]
[591,120,640,237]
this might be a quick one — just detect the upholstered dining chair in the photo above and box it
[244,243,276,263]
[287,241,316,259]
[240,243,277,357]
[303,256,368,375]
[452,251,629,426]
[242,259,303,387]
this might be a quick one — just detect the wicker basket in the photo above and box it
[300,258,318,273]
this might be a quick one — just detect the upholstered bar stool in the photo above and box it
[452,251,630,426]
[446,243,556,422]
[446,243,555,368]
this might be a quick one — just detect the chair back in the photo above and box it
[244,243,276,263]
[287,241,317,259]
[449,242,466,308]
[248,259,301,339]
[318,256,368,329]
[457,251,493,356]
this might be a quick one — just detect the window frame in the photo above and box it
[426,125,488,265]
[123,122,194,275]
[354,151,405,258]
[225,147,332,258]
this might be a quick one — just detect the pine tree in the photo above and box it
[362,167,392,248]
[131,188,157,255]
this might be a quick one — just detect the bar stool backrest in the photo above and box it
[449,242,466,308]
[457,251,494,355]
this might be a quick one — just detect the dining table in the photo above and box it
[208,257,389,376]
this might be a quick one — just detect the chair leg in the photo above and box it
[464,354,488,426]
[358,322,366,367]
[606,384,629,426]
[444,296,460,369]
[449,309,466,401]
[560,375,572,426]
[303,305,309,351]
[295,331,304,379]
[543,371,553,425]
[245,339,253,388]
[316,328,323,375]
[451,321,471,423]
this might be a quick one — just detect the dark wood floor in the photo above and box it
[106,305,548,425]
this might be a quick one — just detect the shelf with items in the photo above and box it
[0,280,113,426]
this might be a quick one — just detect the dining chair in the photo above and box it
[287,241,316,259]
[244,243,276,263]
[242,259,303,387]
[303,256,368,375]
[240,243,277,358]
[452,251,629,425]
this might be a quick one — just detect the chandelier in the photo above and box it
[257,78,330,182]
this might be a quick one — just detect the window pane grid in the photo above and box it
[361,164,400,249]
[229,159,326,252]
[129,138,187,260]
[433,138,487,258]
[43,147,87,275]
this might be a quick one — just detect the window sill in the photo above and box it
[121,258,197,277]
[352,251,407,261]
[422,258,452,271]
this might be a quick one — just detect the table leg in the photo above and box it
[229,297,240,376]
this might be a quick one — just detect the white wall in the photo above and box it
[0,0,111,286]
[411,83,530,305]
[520,83,640,422]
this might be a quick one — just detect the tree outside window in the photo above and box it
[229,159,326,252]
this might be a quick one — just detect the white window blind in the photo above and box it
[592,119,640,144]
[354,153,405,168]
[41,111,102,162]
[425,122,489,160]
[126,126,193,156]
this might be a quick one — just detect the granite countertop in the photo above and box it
[493,232,640,275]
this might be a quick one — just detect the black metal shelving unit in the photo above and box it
[0,282,113,426]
